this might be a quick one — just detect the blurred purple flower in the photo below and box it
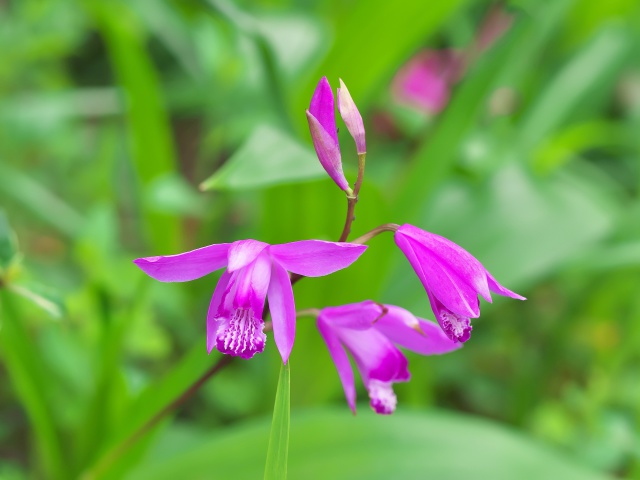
[317,300,460,414]
[391,6,512,114]
[394,224,525,343]
[391,49,463,114]
[134,239,367,363]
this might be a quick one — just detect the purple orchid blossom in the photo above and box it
[394,224,525,343]
[306,76,366,193]
[134,239,367,363]
[317,300,460,414]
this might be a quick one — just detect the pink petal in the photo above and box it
[373,305,461,355]
[309,76,338,146]
[485,270,526,300]
[337,79,366,154]
[398,224,491,302]
[267,260,296,364]
[306,110,350,192]
[339,328,410,385]
[207,270,232,354]
[317,316,357,413]
[234,252,272,318]
[269,240,367,277]
[318,300,382,330]
[133,243,231,282]
[395,230,481,318]
[227,239,269,272]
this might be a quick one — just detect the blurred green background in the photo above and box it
[1,0,640,478]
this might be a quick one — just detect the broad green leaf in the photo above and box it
[0,210,18,271]
[200,125,325,191]
[131,408,609,480]
[264,361,290,480]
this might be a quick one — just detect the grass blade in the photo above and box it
[264,361,290,480]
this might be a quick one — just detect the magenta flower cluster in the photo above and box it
[134,77,524,415]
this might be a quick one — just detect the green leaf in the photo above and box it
[0,210,18,271]
[264,361,290,480]
[131,408,609,480]
[292,0,469,118]
[0,292,66,480]
[200,125,325,191]
[89,0,181,252]
[393,0,575,216]
[518,25,633,153]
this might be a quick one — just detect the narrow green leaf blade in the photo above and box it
[0,292,66,479]
[200,125,324,191]
[0,210,18,271]
[264,361,290,480]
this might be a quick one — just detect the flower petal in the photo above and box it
[397,224,491,303]
[317,316,357,413]
[227,239,269,272]
[373,305,461,355]
[316,300,382,330]
[339,328,410,385]
[309,76,338,146]
[267,260,296,364]
[337,78,366,154]
[133,243,231,282]
[395,231,480,318]
[269,240,366,277]
[206,270,232,354]
[234,252,271,318]
[486,270,526,300]
[306,110,350,192]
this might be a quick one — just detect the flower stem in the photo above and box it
[338,153,366,242]
[296,308,321,318]
[351,223,399,245]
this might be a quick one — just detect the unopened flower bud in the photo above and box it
[337,78,366,155]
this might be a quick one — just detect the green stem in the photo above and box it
[351,223,399,245]
[338,153,367,242]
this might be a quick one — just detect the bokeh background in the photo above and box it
[1,0,640,478]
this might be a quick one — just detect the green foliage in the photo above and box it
[264,361,290,480]
[131,408,609,480]
[1,0,639,478]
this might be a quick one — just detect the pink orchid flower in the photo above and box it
[134,239,367,363]
[317,300,460,415]
[394,224,525,343]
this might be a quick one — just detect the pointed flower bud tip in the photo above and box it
[306,109,350,192]
[337,78,366,154]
